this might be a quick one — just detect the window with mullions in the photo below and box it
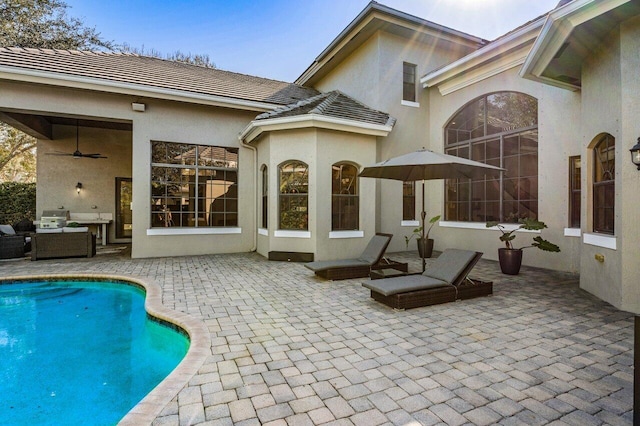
[593,134,615,234]
[403,62,417,102]
[261,165,268,229]
[279,161,308,230]
[332,163,359,231]
[445,92,538,223]
[151,141,238,228]
[569,156,581,228]
[402,181,416,221]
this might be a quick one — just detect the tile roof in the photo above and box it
[255,91,396,127]
[0,47,320,106]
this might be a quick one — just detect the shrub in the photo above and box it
[0,182,36,224]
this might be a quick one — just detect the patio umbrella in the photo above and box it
[359,148,505,272]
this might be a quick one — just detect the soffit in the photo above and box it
[521,0,640,90]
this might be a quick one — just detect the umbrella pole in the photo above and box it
[421,180,426,273]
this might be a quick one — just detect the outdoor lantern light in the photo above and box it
[630,137,640,170]
[76,182,83,194]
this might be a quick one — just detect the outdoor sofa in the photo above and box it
[0,224,31,259]
[362,249,492,309]
[304,233,406,280]
[31,229,96,260]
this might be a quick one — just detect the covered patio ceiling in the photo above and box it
[0,110,132,140]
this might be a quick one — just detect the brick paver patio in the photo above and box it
[1,248,633,425]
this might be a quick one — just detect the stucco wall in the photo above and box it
[580,27,623,308]
[253,128,377,261]
[426,67,582,272]
[619,15,640,313]
[0,80,258,258]
[37,125,132,244]
[313,30,479,253]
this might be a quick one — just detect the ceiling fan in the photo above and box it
[48,122,107,159]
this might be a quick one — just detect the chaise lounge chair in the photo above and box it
[305,233,403,280]
[362,249,492,309]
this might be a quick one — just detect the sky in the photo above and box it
[63,0,560,82]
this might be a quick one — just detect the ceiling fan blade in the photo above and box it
[81,153,108,159]
[46,152,74,156]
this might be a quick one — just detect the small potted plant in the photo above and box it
[486,218,560,275]
[405,214,441,258]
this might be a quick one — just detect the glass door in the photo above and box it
[116,177,132,239]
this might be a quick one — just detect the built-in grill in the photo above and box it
[39,210,69,229]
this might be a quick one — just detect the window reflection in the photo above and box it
[445,92,538,223]
[151,142,238,228]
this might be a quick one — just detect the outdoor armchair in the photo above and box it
[362,249,492,309]
[304,233,395,280]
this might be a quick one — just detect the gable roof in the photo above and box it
[255,91,395,127]
[241,91,395,143]
[295,1,487,86]
[0,47,320,111]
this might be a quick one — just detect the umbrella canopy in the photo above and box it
[359,149,505,181]
[359,148,505,272]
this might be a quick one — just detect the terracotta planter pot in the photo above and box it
[417,238,434,258]
[498,248,523,275]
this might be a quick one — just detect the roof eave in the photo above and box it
[295,2,486,86]
[520,0,632,90]
[0,66,281,112]
[240,113,394,143]
[421,17,545,95]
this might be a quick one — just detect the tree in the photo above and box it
[0,0,114,182]
[0,126,36,182]
[120,43,216,68]
[0,0,113,50]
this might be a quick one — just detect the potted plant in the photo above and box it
[405,214,441,258]
[486,218,560,275]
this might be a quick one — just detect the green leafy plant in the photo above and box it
[486,218,560,252]
[405,214,440,249]
[66,221,80,228]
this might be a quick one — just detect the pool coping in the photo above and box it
[1,273,210,426]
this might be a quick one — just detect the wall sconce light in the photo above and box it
[76,182,83,194]
[630,137,640,170]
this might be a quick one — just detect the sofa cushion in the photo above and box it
[0,224,16,235]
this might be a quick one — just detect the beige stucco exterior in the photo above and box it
[254,128,378,261]
[2,1,640,313]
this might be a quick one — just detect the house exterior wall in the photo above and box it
[37,125,131,244]
[580,16,640,313]
[253,128,377,261]
[0,80,258,258]
[312,30,478,253]
[426,67,582,272]
[619,15,640,313]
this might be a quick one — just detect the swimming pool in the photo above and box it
[0,279,190,425]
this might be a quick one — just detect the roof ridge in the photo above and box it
[256,92,328,119]
[309,91,339,115]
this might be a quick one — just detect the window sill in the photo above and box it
[401,220,419,227]
[274,230,311,238]
[583,233,616,250]
[329,230,364,239]
[147,227,242,236]
[440,221,541,233]
[258,228,268,236]
[564,228,581,237]
[401,100,420,108]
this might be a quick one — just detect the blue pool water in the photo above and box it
[0,280,189,425]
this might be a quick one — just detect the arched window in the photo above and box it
[332,163,359,230]
[444,92,538,223]
[593,134,615,234]
[261,165,268,229]
[279,161,308,230]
